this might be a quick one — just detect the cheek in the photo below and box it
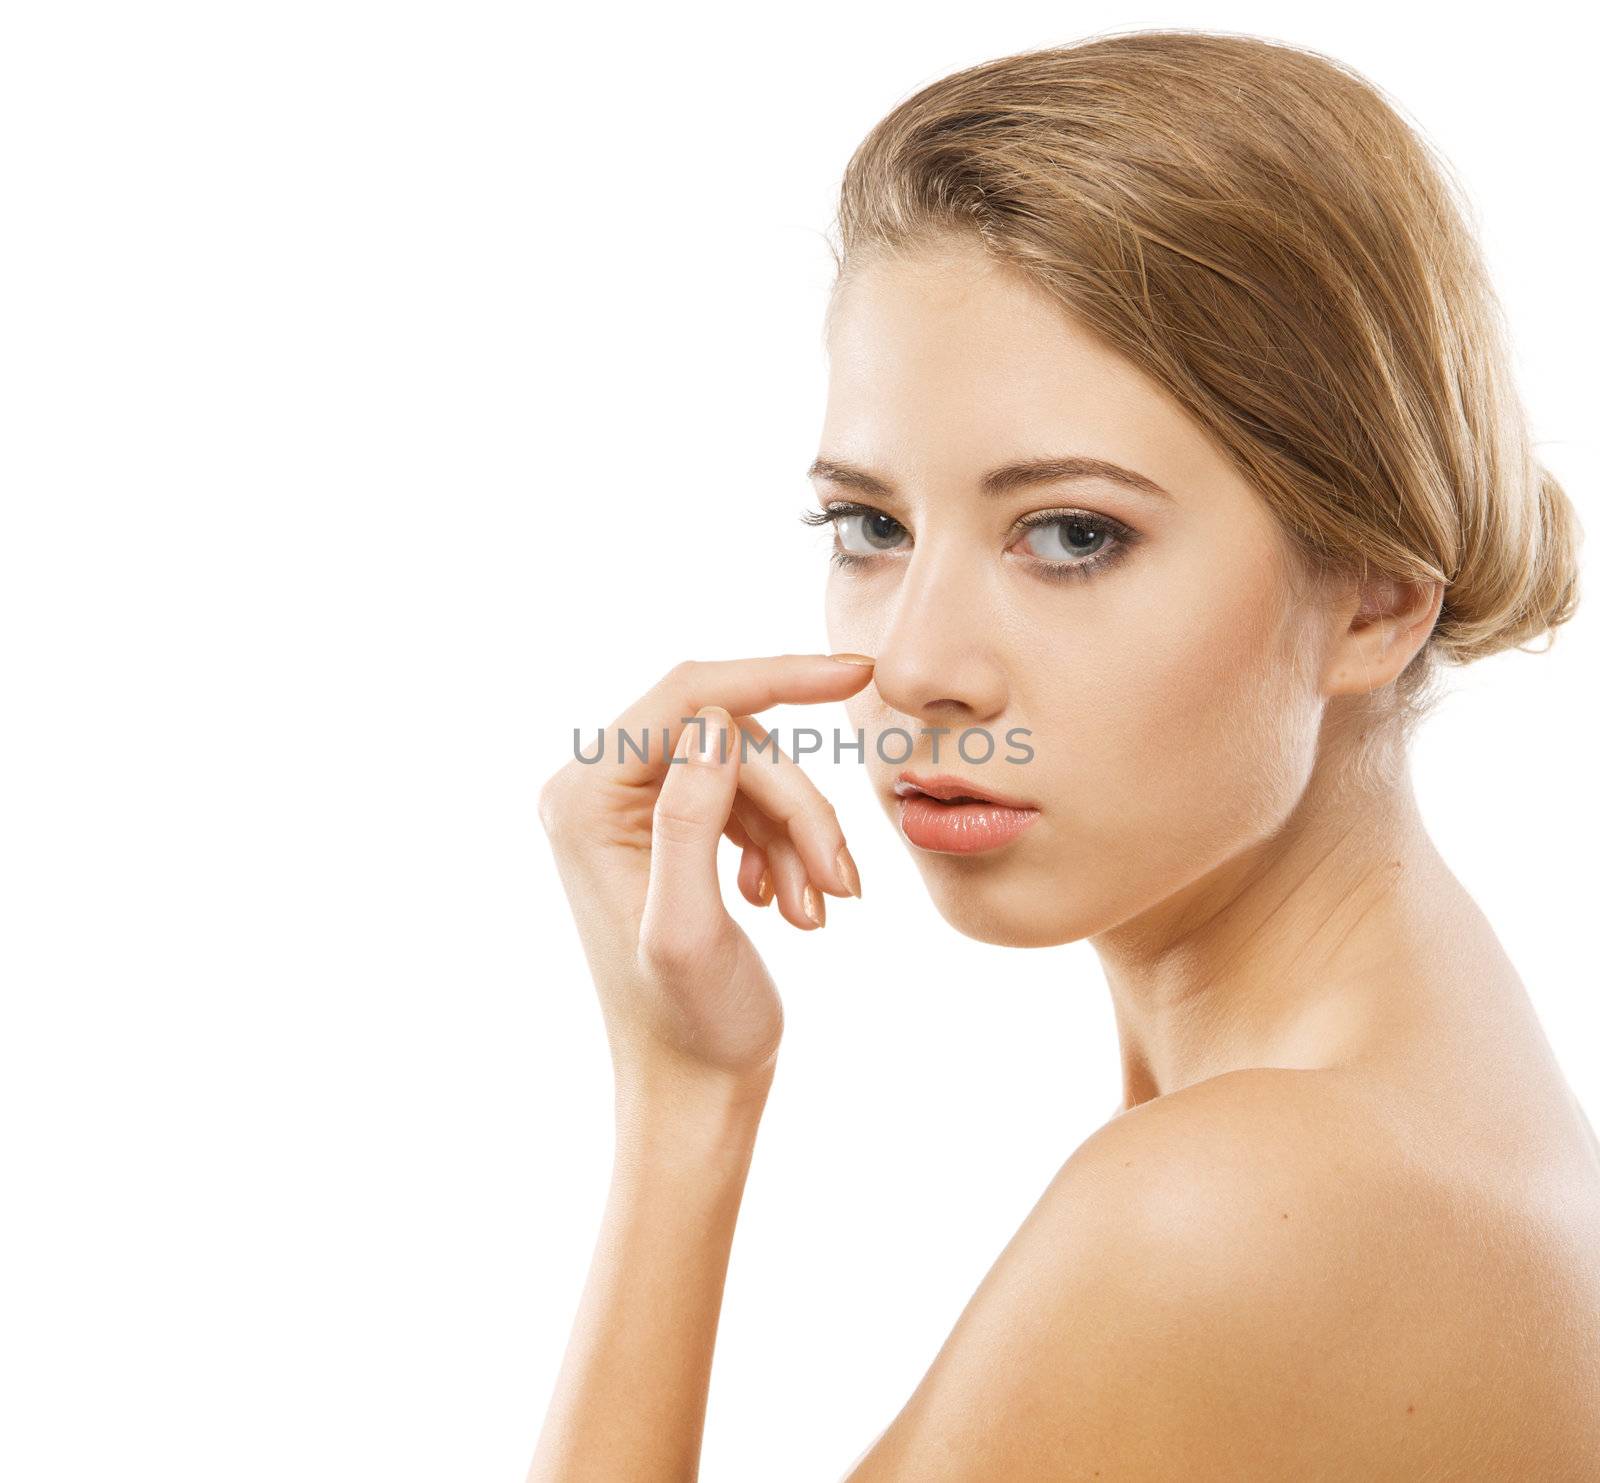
[832,569,870,636]
[825,571,885,668]
[843,693,873,745]
[1060,543,1319,851]
[823,574,901,775]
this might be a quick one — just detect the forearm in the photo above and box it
[528,1058,772,1483]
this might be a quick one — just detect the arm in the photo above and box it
[526,1059,770,1483]
[527,656,873,1481]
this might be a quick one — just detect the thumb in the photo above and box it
[638,706,741,965]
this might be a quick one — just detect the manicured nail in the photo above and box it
[834,844,861,898]
[690,705,727,764]
[828,652,876,666]
[672,712,715,762]
[802,884,824,927]
[755,870,773,905]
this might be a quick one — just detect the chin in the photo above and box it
[917,863,1094,948]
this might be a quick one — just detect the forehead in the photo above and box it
[821,243,1236,501]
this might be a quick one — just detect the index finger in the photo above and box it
[604,653,876,785]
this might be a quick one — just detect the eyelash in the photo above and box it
[797,500,1141,584]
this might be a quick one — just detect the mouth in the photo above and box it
[892,771,1041,855]
[893,771,1037,808]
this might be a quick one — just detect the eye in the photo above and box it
[1014,513,1113,562]
[796,500,1140,583]
[1008,509,1139,583]
[835,509,908,555]
[797,500,909,566]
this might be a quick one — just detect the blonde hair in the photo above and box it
[825,28,1582,746]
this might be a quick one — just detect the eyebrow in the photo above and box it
[805,454,1173,502]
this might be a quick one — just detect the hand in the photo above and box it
[538,654,875,1097]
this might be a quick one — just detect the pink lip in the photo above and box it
[893,771,1037,809]
[892,772,1041,855]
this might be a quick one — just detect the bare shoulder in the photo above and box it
[842,1067,1600,1482]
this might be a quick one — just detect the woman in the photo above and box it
[529,29,1598,1481]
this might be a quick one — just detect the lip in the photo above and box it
[892,771,1042,855]
[893,771,1038,809]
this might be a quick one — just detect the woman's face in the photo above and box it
[816,238,1341,947]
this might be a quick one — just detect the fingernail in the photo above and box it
[802,884,824,927]
[689,705,727,765]
[834,844,861,898]
[755,870,773,905]
[827,652,876,666]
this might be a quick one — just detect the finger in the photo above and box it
[736,841,773,908]
[729,713,861,899]
[637,706,742,962]
[602,653,875,786]
[733,798,822,930]
[723,810,756,851]
[764,831,824,930]
[728,819,773,906]
[729,798,785,913]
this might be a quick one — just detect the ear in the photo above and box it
[1321,571,1445,696]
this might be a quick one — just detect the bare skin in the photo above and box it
[528,236,1600,1479]
[821,237,1600,1476]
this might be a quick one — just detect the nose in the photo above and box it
[867,540,1010,728]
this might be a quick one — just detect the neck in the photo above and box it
[1092,729,1464,1111]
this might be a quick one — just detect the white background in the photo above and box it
[3,4,1595,1480]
